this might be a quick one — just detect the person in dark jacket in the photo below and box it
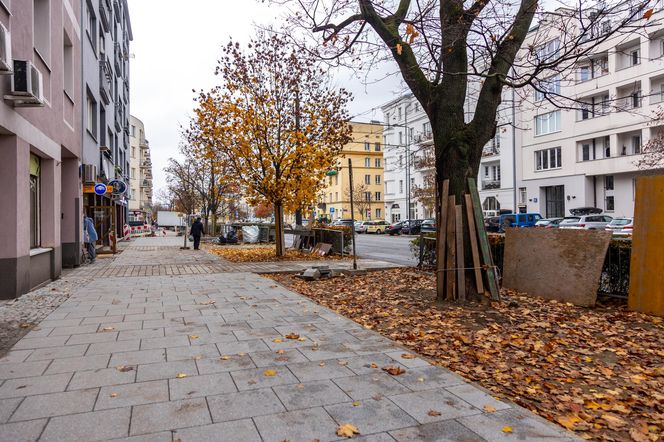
[190,217,204,250]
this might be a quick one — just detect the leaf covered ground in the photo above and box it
[267,269,664,441]
[205,245,347,263]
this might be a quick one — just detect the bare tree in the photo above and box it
[344,181,372,219]
[272,0,657,300]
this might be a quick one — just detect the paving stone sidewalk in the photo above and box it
[0,237,579,441]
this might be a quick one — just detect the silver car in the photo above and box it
[558,214,613,230]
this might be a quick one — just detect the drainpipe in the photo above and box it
[593,176,597,208]
[512,86,517,213]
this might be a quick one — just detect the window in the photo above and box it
[30,154,41,249]
[492,165,501,181]
[86,92,97,137]
[605,136,611,158]
[335,192,338,201]
[131,167,135,179]
[375,158,381,168]
[131,146,135,158]
[535,38,560,61]
[408,127,414,143]
[375,142,381,151]
[605,175,614,190]
[364,174,371,185]
[34,0,51,62]
[398,107,402,120]
[579,65,591,82]
[375,208,381,218]
[484,166,489,178]
[364,158,370,167]
[605,195,615,211]
[632,135,641,154]
[63,31,74,97]
[631,91,641,109]
[398,132,403,145]
[365,209,371,218]
[519,187,527,205]
[375,192,381,201]
[131,125,136,136]
[399,155,403,167]
[535,147,562,170]
[582,144,590,161]
[423,122,431,136]
[535,75,560,101]
[364,142,370,151]
[363,192,371,202]
[535,111,561,135]
[399,180,403,193]
[375,175,381,184]
[631,49,640,66]
[579,56,608,82]
[334,174,338,185]
[85,0,97,53]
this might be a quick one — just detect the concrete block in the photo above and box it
[67,366,136,390]
[287,359,355,382]
[248,348,309,367]
[229,365,298,391]
[44,354,111,375]
[0,373,72,398]
[325,398,418,435]
[389,388,481,424]
[207,388,285,422]
[457,408,572,441]
[169,372,237,400]
[95,380,169,410]
[10,388,99,421]
[172,419,261,442]
[331,373,410,400]
[0,360,50,380]
[391,366,465,391]
[130,398,211,436]
[0,419,47,442]
[108,349,166,367]
[273,379,351,410]
[40,407,130,441]
[390,421,485,441]
[166,344,220,362]
[253,407,338,442]
[0,398,22,423]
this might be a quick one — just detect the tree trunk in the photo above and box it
[433,122,486,303]
[295,209,303,226]
[274,202,285,257]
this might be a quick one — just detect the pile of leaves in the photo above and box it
[206,245,347,263]
[267,269,664,441]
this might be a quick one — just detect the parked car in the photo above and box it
[569,207,603,216]
[332,219,355,228]
[385,221,405,235]
[605,217,633,236]
[498,213,542,231]
[535,217,564,228]
[354,221,368,233]
[401,219,424,235]
[420,219,436,233]
[558,214,613,230]
[366,220,390,234]
[485,216,501,233]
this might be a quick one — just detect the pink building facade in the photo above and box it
[0,0,83,298]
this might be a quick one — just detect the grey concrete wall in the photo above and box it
[502,228,612,307]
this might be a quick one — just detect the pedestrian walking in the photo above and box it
[83,214,98,262]
[190,217,204,250]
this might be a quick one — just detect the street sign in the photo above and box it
[330,207,335,213]
[94,183,108,195]
[109,179,127,195]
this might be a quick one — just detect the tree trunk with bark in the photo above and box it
[274,202,286,257]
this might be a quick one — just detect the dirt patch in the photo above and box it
[267,269,664,442]
[205,244,349,263]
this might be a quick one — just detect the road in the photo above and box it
[352,232,418,266]
[285,232,418,266]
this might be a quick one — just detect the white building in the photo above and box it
[382,91,516,221]
[128,116,153,223]
[517,8,663,218]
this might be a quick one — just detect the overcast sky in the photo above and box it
[127,0,403,196]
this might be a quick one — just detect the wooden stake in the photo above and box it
[464,193,484,295]
[436,180,450,299]
[455,204,466,302]
[467,179,500,300]
[445,195,456,300]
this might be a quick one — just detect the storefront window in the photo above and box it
[30,154,41,248]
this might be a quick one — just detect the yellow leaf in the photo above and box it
[285,333,300,340]
[556,415,581,430]
[502,426,513,433]
[272,338,283,343]
[584,401,601,410]
[427,409,441,416]
[110,393,118,398]
[276,349,285,354]
[352,401,361,407]
[189,335,199,340]
[263,369,277,377]
[483,404,496,413]
[336,423,360,438]
[220,355,231,360]
[401,353,416,359]
[396,44,403,55]
[101,327,115,332]
[298,337,307,342]
[644,8,654,20]
[176,373,187,379]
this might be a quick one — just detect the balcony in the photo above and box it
[141,179,152,188]
[99,0,110,32]
[99,58,113,105]
[140,160,151,168]
[481,180,501,190]
[114,43,122,73]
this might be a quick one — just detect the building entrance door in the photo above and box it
[544,185,565,218]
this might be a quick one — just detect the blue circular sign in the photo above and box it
[109,179,127,195]
[94,183,107,195]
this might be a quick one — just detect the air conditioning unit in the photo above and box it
[6,60,44,106]
[0,22,12,74]
[83,164,97,183]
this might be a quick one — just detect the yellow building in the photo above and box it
[319,122,384,221]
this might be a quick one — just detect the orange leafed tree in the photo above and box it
[186,32,352,256]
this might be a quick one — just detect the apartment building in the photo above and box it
[0,0,83,298]
[382,92,516,222]
[318,122,384,221]
[517,8,662,218]
[128,115,153,223]
[81,0,132,245]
